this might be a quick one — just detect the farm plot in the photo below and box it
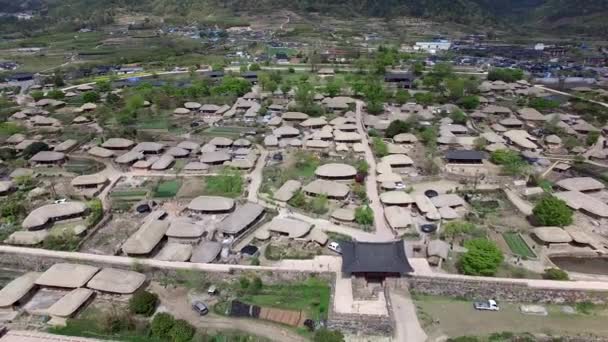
[502,232,536,258]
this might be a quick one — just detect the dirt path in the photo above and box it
[151,283,308,342]
[389,289,427,342]
[247,144,268,203]
[355,100,394,240]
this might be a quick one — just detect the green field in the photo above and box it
[199,126,249,139]
[240,278,330,320]
[502,232,536,258]
[153,179,182,198]
[64,158,105,175]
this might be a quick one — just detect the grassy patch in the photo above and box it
[200,126,249,139]
[240,278,330,321]
[110,189,149,198]
[203,170,243,198]
[153,179,182,198]
[64,158,105,175]
[502,232,536,258]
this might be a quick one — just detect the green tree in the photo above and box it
[412,61,425,76]
[586,131,600,146]
[490,149,529,176]
[532,195,573,226]
[394,89,410,105]
[128,290,158,316]
[30,91,44,101]
[441,221,481,242]
[385,120,412,138]
[355,206,374,226]
[311,194,329,214]
[529,97,559,111]
[314,328,345,342]
[288,190,307,208]
[371,137,388,157]
[356,160,369,175]
[169,319,195,342]
[96,80,112,92]
[414,92,435,106]
[248,276,263,294]
[542,268,569,280]
[458,239,504,276]
[151,313,175,339]
[362,78,386,114]
[473,137,488,151]
[459,95,480,110]
[47,89,65,100]
[324,79,342,97]
[82,91,100,103]
[22,141,49,159]
[487,68,524,82]
[352,183,367,201]
[211,77,250,97]
[449,110,467,125]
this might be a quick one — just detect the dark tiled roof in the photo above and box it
[341,241,413,275]
[445,150,486,161]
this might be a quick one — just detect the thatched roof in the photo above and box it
[71,174,108,187]
[303,179,349,198]
[556,177,605,192]
[87,146,114,158]
[101,138,134,149]
[0,272,40,307]
[87,268,145,294]
[274,180,302,202]
[384,206,412,229]
[22,202,87,230]
[380,191,414,205]
[47,288,94,317]
[187,196,235,212]
[166,218,205,238]
[533,227,572,244]
[217,202,265,235]
[35,263,99,288]
[190,241,222,263]
[155,243,193,262]
[30,151,65,163]
[122,211,169,255]
[315,163,356,178]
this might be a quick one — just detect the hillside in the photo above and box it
[0,0,607,36]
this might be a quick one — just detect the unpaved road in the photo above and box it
[151,283,308,342]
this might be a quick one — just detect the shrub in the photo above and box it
[128,290,158,316]
[371,137,388,157]
[355,206,374,226]
[82,91,100,103]
[314,328,345,342]
[43,232,80,251]
[47,89,65,99]
[449,109,467,125]
[151,312,175,339]
[385,119,412,138]
[487,68,524,82]
[459,95,480,110]
[239,277,250,290]
[169,319,195,342]
[532,195,573,227]
[458,239,504,276]
[22,141,49,159]
[99,307,135,334]
[248,276,263,294]
[542,268,569,281]
[310,194,329,214]
[30,91,44,101]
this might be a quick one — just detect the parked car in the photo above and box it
[395,182,406,189]
[328,241,342,254]
[192,301,209,316]
[54,198,67,204]
[474,299,499,311]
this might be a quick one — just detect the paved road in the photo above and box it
[534,85,608,109]
[354,100,394,240]
[389,289,428,342]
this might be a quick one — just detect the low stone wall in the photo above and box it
[393,276,608,304]
[0,248,331,286]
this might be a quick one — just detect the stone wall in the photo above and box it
[391,276,608,304]
[0,249,331,286]
[326,279,394,336]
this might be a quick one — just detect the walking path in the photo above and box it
[247,144,268,203]
[355,100,394,241]
[389,289,428,342]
